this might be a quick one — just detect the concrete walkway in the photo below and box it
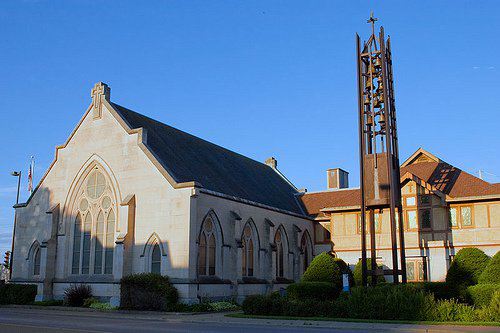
[0,306,498,332]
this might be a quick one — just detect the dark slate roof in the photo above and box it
[112,103,305,216]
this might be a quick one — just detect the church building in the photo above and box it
[11,82,314,304]
[10,83,500,304]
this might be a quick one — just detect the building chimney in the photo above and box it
[327,168,349,189]
[265,157,278,169]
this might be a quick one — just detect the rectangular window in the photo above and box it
[315,223,330,243]
[374,213,381,233]
[420,209,432,229]
[406,259,426,282]
[449,208,458,227]
[407,210,417,230]
[419,195,431,205]
[405,196,416,207]
[461,207,472,226]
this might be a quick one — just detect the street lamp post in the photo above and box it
[9,171,21,279]
[11,171,21,205]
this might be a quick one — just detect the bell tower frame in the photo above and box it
[356,13,407,286]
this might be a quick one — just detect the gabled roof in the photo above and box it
[401,161,499,198]
[300,189,360,217]
[112,103,305,216]
[300,148,500,216]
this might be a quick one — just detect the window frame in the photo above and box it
[241,224,255,278]
[405,209,418,231]
[33,247,41,276]
[356,212,382,234]
[449,204,474,229]
[405,257,426,282]
[70,168,116,276]
[314,222,331,244]
[150,243,161,274]
[197,216,218,277]
[419,208,432,230]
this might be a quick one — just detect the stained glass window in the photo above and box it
[407,210,417,229]
[151,244,161,274]
[33,248,41,276]
[461,207,472,226]
[449,208,458,227]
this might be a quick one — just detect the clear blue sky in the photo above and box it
[0,1,499,257]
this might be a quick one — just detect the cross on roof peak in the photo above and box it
[367,11,378,35]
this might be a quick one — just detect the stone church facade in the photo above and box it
[11,83,314,304]
[11,83,500,304]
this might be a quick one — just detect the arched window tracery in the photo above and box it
[241,224,254,277]
[198,216,218,277]
[301,232,312,273]
[275,229,285,278]
[151,243,161,274]
[33,247,41,276]
[71,167,116,275]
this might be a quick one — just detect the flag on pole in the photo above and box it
[28,157,34,194]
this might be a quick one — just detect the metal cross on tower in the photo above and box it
[356,13,407,286]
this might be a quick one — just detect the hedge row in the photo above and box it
[287,282,340,302]
[0,284,37,305]
[243,284,500,322]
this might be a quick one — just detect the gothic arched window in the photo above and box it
[151,243,161,274]
[33,247,41,276]
[71,168,116,275]
[241,224,254,277]
[275,230,284,278]
[198,217,217,276]
[301,232,311,273]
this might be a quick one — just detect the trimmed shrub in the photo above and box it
[0,284,37,305]
[64,284,93,307]
[334,257,354,287]
[120,273,178,311]
[301,252,342,289]
[287,281,340,301]
[479,251,500,284]
[467,284,500,308]
[446,248,490,287]
[353,259,385,286]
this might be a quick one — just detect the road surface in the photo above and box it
[0,307,498,333]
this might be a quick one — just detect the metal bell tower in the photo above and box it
[356,13,407,285]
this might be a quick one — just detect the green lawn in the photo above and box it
[226,313,500,327]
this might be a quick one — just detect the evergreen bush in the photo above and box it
[479,251,500,284]
[467,284,500,308]
[287,281,340,301]
[120,273,178,311]
[0,284,37,305]
[353,258,385,286]
[334,257,354,287]
[446,248,490,287]
[301,252,342,289]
